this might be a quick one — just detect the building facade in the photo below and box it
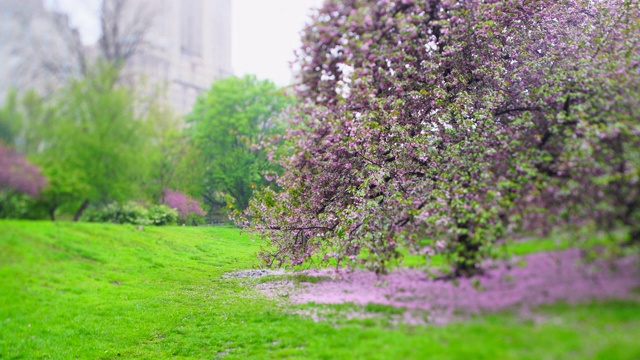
[0,0,83,102]
[127,0,232,114]
[0,0,232,114]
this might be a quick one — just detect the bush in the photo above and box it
[82,202,181,226]
[148,205,178,226]
[117,202,150,225]
[0,192,32,219]
[163,189,206,225]
[183,213,206,226]
[81,203,114,223]
[82,202,150,225]
[0,192,48,220]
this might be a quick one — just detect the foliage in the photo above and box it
[34,62,153,220]
[142,102,202,204]
[243,0,640,275]
[81,202,178,226]
[0,192,31,219]
[0,90,22,145]
[81,202,149,225]
[163,189,205,225]
[0,66,201,221]
[0,192,49,220]
[1,220,640,359]
[0,90,54,156]
[187,75,293,212]
[147,204,179,226]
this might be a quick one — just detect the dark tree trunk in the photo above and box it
[73,199,90,221]
[630,229,640,244]
[620,199,640,246]
[452,230,483,277]
[48,205,57,221]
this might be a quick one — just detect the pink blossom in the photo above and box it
[163,189,205,217]
[0,143,47,197]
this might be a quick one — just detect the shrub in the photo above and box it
[163,189,206,225]
[82,202,181,226]
[183,213,206,226]
[81,203,115,223]
[148,205,178,226]
[82,202,150,225]
[117,202,150,225]
[0,192,37,219]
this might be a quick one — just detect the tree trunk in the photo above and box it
[625,200,639,245]
[48,205,57,221]
[629,227,640,246]
[73,199,90,221]
[452,230,482,277]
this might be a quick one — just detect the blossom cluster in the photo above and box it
[0,143,47,197]
[163,189,205,217]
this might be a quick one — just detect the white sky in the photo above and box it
[44,0,324,86]
[233,0,322,86]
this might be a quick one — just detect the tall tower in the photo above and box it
[127,0,232,114]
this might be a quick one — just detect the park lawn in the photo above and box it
[1,220,639,359]
[401,230,629,269]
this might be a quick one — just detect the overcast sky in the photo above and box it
[44,0,324,86]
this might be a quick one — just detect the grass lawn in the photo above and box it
[1,220,639,359]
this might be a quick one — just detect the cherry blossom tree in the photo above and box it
[0,143,47,197]
[163,189,206,224]
[241,0,640,275]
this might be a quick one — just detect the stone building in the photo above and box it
[126,0,232,114]
[0,0,84,102]
[0,0,232,114]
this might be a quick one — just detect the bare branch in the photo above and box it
[99,0,158,67]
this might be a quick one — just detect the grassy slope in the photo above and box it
[0,220,639,359]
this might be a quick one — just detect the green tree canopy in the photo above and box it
[142,102,202,204]
[0,90,22,145]
[187,75,292,213]
[36,63,152,219]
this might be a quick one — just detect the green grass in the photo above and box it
[402,230,630,269]
[1,220,639,359]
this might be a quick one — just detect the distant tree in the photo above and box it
[242,0,640,275]
[141,102,202,204]
[187,75,293,213]
[0,90,22,145]
[0,89,55,156]
[98,0,157,68]
[37,62,152,220]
